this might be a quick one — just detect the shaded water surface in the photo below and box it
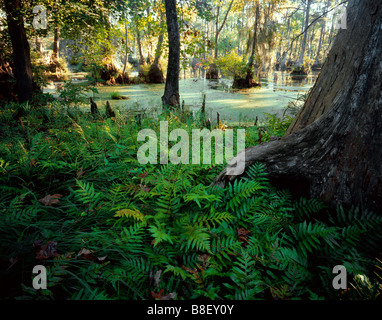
[45,71,318,125]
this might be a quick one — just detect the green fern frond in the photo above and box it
[226,179,264,212]
[74,179,103,211]
[180,224,211,253]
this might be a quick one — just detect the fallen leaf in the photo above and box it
[29,159,36,167]
[77,247,107,263]
[238,228,250,243]
[138,172,147,179]
[34,240,60,260]
[151,289,176,300]
[197,254,211,270]
[181,265,203,285]
[39,194,63,206]
[154,270,162,288]
[76,167,84,179]
[139,184,151,192]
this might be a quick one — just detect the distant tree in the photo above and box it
[148,9,165,83]
[296,0,312,71]
[162,0,180,108]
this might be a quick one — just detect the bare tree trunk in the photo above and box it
[281,17,291,71]
[214,0,234,59]
[122,20,129,83]
[314,20,325,65]
[308,23,316,59]
[297,0,312,67]
[276,13,288,69]
[162,0,180,108]
[52,26,60,60]
[35,36,42,53]
[212,0,382,213]
[137,30,146,79]
[137,31,145,66]
[314,1,330,66]
[4,0,34,103]
[149,12,165,83]
[232,3,260,89]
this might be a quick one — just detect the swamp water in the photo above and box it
[44,71,318,125]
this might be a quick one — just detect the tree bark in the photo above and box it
[4,0,34,103]
[162,0,180,108]
[212,0,382,213]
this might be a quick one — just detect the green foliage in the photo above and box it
[215,51,247,78]
[0,101,381,301]
[110,92,122,100]
[56,80,90,107]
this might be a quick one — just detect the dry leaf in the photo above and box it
[238,228,250,243]
[197,254,211,270]
[77,247,107,263]
[34,240,60,260]
[76,167,84,179]
[39,194,63,206]
[154,270,162,288]
[138,172,147,179]
[139,184,151,192]
[151,289,176,300]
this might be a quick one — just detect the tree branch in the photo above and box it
[216,0,234,38]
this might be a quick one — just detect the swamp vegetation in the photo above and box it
[0,0,381,301]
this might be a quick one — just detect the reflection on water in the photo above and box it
[44,71,318,125]
[263,71,318,92]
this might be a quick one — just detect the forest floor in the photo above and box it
[0,95,381,300]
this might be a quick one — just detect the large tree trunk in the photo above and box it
[4,0,34,103]
[212,0,382,213]
[162,0,180,108]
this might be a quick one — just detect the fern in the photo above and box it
[180,224,211,253]
[73,179,103,212]
[226,179,264,213]
[224,250,264,300]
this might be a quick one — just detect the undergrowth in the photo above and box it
[0,97,381,300]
